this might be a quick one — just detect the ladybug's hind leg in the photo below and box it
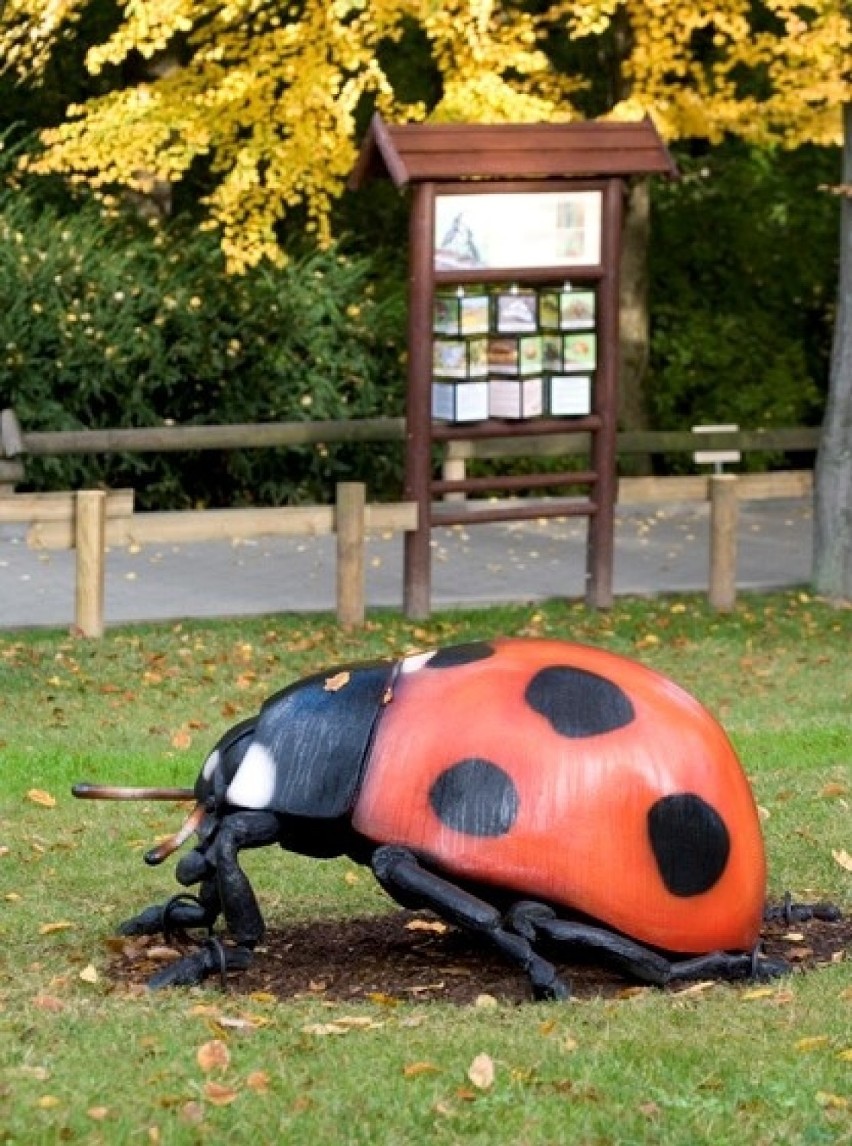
[506,904,789,987]
[371,846,569,1001]
[764,894,842,926]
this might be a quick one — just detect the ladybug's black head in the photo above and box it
[194,716,257,809]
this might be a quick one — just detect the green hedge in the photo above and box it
[0,151,406,508]
[647,143,835,469]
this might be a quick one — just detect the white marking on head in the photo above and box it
[401,650,436,674]
[202,747,221,781]
[226,742,277,809]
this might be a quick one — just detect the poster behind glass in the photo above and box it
[434,191,602,272]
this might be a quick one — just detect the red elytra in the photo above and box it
[352,638,766,955]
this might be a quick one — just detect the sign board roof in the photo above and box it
[349,114,678,189]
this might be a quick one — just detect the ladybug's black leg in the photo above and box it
[146,810,282,989]
[506,905,789,986]
[118,875,221,938]
[371,845,569,1001]
[763,894,842,925]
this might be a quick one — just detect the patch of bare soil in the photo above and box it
[108,906,851,1004]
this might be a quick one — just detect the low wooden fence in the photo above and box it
[0,408,819,634]
[0,483,417,636]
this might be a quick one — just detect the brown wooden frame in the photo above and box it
[350,115,676,617]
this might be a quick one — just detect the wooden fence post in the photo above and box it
[0,408,25,495]
[75,490,106,637]
[441,444,467,503]
[336,482,366,628]
[708,474,738,612]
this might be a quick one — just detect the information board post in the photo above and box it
[585,177,624,608]
[403,182,437,618]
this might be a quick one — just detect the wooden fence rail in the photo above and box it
[0,408,406,457]
[0,406,819,463]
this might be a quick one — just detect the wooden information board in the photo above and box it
[350,116,676,617]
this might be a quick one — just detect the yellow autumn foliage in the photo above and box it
[1,0,849,270]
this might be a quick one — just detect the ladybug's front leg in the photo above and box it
[371,846,569,1001]
[147,810,282,989]
[118,875,221,939]
[506,903,789,986]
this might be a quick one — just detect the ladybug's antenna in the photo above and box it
[144,803,207,866]
[72,783,196,801]
[73,784,204,867]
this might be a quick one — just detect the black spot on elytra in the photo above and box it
[426,642,496,670]
[525,665,635,737]
[428,759,519,837]
[648,793,730,897]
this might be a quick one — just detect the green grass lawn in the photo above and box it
[1,593,850,1144]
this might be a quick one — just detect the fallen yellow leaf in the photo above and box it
[831,848,852,872]
[815,1091,849,1110]
[324,671,351,692]
[248,991,277,1005]
[215,1014,270,1032]
[87,1106,110,1121]
[741,987,775,1001]
[474,994,498,1009]
[468,1052,495,1091]
[615,986,649,1000]
[820,782,848,799]
[37,1096,60,1109]
[197,1040,231,1073]
[673,980,716,997]
[39,921,75,935]
[301,1022,349,1036]
[246,1071,270,1093]
[203,1082,239,1107]
[79,964,99,984]
[145,946,181,963]
[26,789,56,808]
[635,633,660,649]
[366,992,399,1008]
[795,1036,829,1052]
[405,919,448,934]
[403,1062,440,1078]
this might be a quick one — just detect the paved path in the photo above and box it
[0,498,812,630]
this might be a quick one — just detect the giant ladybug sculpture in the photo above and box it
[73,638,836,998]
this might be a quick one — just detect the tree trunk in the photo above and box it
[618,177,652,474]
[813,103,852,601]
